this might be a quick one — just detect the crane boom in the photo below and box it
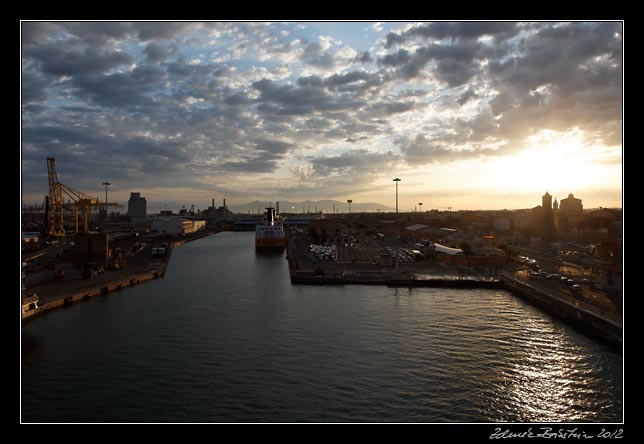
[45,157,121,237]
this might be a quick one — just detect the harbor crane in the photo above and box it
[46,157,121,237]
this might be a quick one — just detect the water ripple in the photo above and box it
[22,232,622,423]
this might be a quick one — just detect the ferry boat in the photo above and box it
[255,207,286,250]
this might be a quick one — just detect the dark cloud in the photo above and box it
[24,40,133,76]
[379,48,411,67]
[456,88,478,106]
[143,41,175,63]
[308,149,399,177]
[21,22,62,46]
[133,22,196,41]
[324,70,370,87]
[297,75,324,88]
[253,78,363,116]
[219,138,294,173]
[485,21,622,140]
[385,22,520,48]
[354,51,373,63]
[71,65,164,108]
[21,71,51,104]
[224,92,251,106]
[379,40,483,85]
[397,133,503,165]
[59,22,136,45]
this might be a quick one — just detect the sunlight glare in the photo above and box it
[489,129,611,193]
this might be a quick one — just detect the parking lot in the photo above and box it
[307,236,423,265]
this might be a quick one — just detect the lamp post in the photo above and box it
[347,199,352,214]
[102,182,110,232]
[393,178,401,273]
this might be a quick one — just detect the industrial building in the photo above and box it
[128,192,147,219]
[150,217,206,235]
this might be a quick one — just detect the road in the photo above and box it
[512,269,621,321]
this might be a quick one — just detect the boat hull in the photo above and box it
[255,237,286,249]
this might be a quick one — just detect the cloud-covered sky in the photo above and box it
[21,21,622,211]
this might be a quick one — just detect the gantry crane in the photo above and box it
[46,157,121,237]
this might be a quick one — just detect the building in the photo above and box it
[559,194,583,215]
[492,218,510,231]
[150,217,206,235]
[600,239,622,293]
[128,192,147,219]
[542,191,554,229]
[201,198,233,222]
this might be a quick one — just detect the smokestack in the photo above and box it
[276,201,280,214]
[212,198,214,208]
[223,198,226,208]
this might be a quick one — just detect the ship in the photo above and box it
[255,207,286,250]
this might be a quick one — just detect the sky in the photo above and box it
[21,21,623,211]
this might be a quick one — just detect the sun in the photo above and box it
[486,129,619,195]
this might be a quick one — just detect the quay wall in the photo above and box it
[499,277,622,349]
[21,230,218,325]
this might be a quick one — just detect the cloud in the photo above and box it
[21,71,51,105]
[308,149,399,176]
[71,65,165,108]
[397,133,507,165]
[215,138,295,174]
[301,39,335,68]
[20,22,622,207]
[456,88,478,106]
[21,22,62,46]
[384,22,520,48]
[354,51,373,63]
[379,40,484,85]
[252,78,364,116]
[485,22,622,140]
[133,22,197,41]
[143,41,176,63]
[24,40,133,77]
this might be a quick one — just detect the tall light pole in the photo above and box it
[393,178,401,273]
[102,182,110,232]
[419,202,422,213]
[347,199,352,214]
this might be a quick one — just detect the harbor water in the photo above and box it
[21,232,623,422]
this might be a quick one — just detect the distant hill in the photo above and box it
[228,199,395,215]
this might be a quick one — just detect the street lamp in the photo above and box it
[102,182,110,232]
[393,178,401,273]
[347,199,352,214]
